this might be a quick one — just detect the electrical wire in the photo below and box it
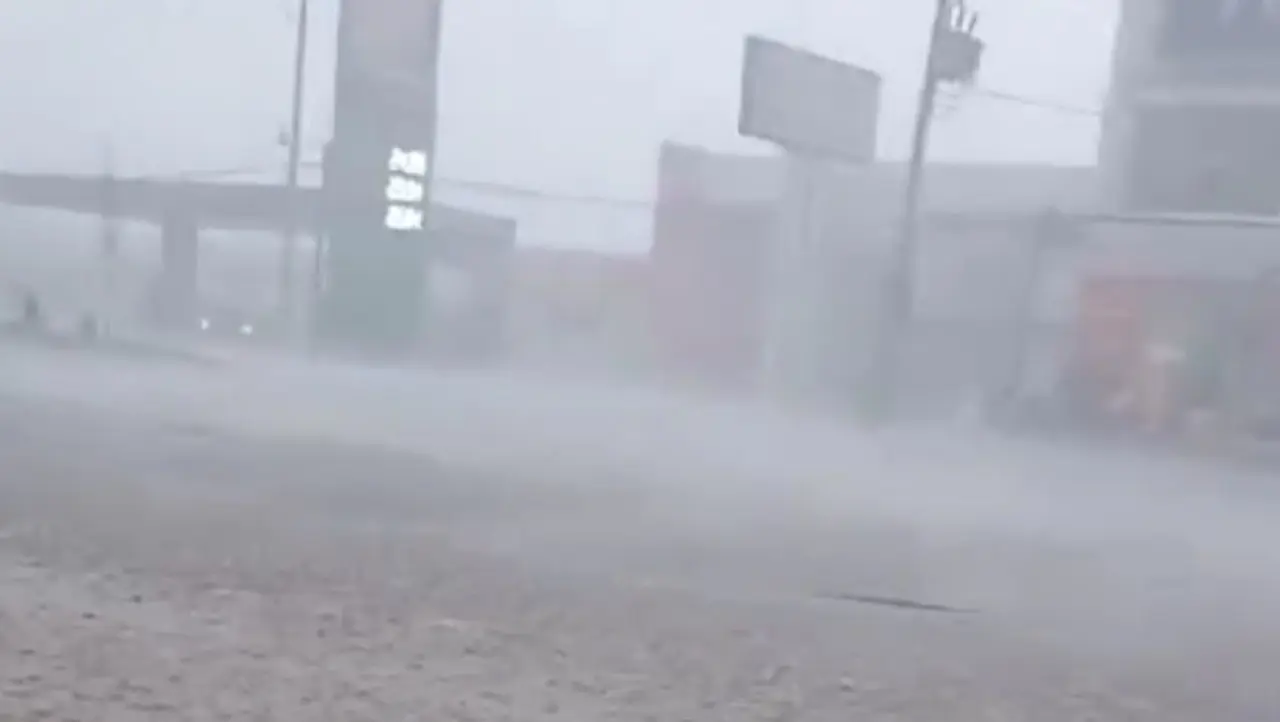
[966,85,1103,117]
[109,87,1102,210]
[113,87,1102,209]
[435,178,653,209]
[98,162,655,209]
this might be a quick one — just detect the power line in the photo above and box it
[964,85,1102,117]
[133,84,1101,212]
[105,162,655,209]
[435,178,653,209]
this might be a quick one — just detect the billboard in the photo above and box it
[738,36,881,163]
[1162,0,1280,58]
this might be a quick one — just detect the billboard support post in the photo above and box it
[760,153,822,396]
[737,36,881,401]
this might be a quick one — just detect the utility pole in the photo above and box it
[279,0,310,331]
[868,0,983,418]
[99,141,119,338]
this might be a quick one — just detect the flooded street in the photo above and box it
[1,345,1279,719]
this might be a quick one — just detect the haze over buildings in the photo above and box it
[0,0,1114,251]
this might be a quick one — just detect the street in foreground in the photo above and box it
[1,348,1279,719]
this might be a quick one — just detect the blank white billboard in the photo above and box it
[738,36,881,164]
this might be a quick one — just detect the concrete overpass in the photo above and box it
[0,171,515,238]
[0,171,517,330]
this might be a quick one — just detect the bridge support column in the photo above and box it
[150,213,200,330]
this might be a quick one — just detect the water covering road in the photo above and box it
[3,341,1280,718]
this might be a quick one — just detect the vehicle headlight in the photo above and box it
[239,324,254,336]
[200,318,211,331]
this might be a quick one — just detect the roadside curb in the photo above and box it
[0,328,222,367]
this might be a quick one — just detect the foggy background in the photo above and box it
[7,4,1280,719]
[0,0,1112,251]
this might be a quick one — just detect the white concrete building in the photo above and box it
[1100,0,1280,213]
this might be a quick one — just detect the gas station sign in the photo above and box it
[319,0,443,351]
[384,146,429,231]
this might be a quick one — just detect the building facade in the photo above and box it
[1100,0,1280,214]
[648,142,1093,405]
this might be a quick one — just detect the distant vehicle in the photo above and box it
[196,305,271,343]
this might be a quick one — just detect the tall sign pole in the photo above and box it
[869,0,982,419]
[100,142,119,338]
[319,0,443,352]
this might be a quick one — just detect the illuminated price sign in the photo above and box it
[322,0,443,349]
[384,146,429,231]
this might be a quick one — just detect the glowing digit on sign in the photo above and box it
[385,175,425,204]
[385,146,429,231]
[385,205,424,231]
[388,147,428,177]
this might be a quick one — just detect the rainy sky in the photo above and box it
[0,0,1117,249]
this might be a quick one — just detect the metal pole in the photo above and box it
[761,155,819,395]
[868,0,951,418]
[100,142,118,338]
[280,0,309,327]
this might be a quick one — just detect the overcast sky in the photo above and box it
[0,0,1118,248]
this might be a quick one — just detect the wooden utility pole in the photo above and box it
[280,0,310,332]
[99,142,119,338]
[868,0,983,419]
